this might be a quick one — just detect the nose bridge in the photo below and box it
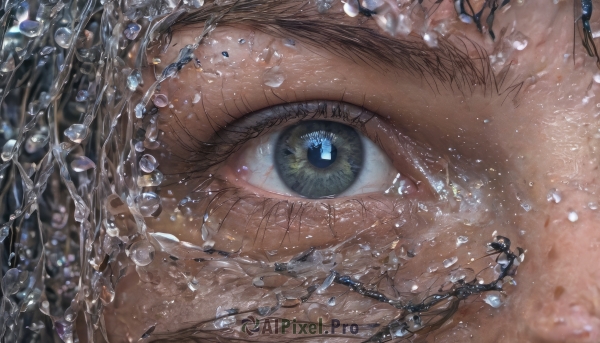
[518,189,600,342]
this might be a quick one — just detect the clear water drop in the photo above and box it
[483,292,503,308]
[136,192,161,217]
[546,188,562,204]
[75,90,89,102]
[25,133,48,153]
[443,256,458,268]
[263,66,284,88]
[1,139,16,161]
[2,268,23,295]
[54,27,73,49]
[64,124,88,143]
[343,0,359,17]
[568,210,578,222]
[129,240,155,266]
[327,296,336,306]
[423,32,438,48]
[137,170,164,187]
[19,20,42,37]
[40,46,55,56]
[508,31,529,51]
[0,54,16,73]
[397,14,412,36]
[456,236,468,246]
[70,156,96,172]
[134,141,145,152]
[0,226,9,242]
[123,22,141,40]
[188,278,200,291]
[152,94,168,107]
[16,2,29,22]
[588,202,598,210]
[126,74,139,91]
[316,0,334,13]
[139,154,158,173]
[134,103,145,118]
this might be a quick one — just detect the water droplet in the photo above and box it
[1,139,16,161]
[588,202,598,210]
[188,277,200,291]
[252,276,265,287]
[2,268,25,295]
[316,0,334,12]
[139,154,158,173]
[263,66,284,88]
[19,20,42,37]
[54,27,73,49]
[64,124,88,143]
[40,46,55,56]
[0,226,9,242]
[135,103,145,118]
[443,256,458,268]
[129,240,155,266]
[508,31,528,51]
[568,210,578,222]
[546,188,561,204]
[192,93,201,104]
[152,94,168,107]
[16,2,29,22]
[221,51,229,57]
[327,297,336,306]
[137,170,164,187]
[127,74,139,91]
[316,271,336,294]
[423,32,438,48]
[136,192,161,217]
[343,0,359,17]
[123,22,141,40]
[238,38,245,44]
[397,14,412,36]
[483,292,503,308]
[0,54,16,72]
[75,90,89,102]
[25,133,48,153]
[70,156,96,172]
[134,140,145,152]
[456,236,468,246]
[183,0,204,8]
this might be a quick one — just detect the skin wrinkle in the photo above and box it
[100,0,600,342]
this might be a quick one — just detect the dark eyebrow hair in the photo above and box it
[168,0,522,98]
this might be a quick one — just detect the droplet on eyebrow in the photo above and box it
[483,291,504,308]
[443,256,458,268]
[54,27,72,49]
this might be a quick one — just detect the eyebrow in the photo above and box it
[169,0,520,96]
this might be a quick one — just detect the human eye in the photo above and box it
[218,102,415,199]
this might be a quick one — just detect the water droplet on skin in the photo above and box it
[123,22,141,40]
[327,296,336,306]
[129,240,155,266]
[508,31,529,51]
[192,93,201,104]
[70,156,96,172]
[397,14,412,36]
[75,90,89,102]
[139,154,158,173]
[40,46,55,56]
[54,27,73,49]
[568,210,578,222]
[1,139,16,161]
[134,141,145,152]
[263,66,284,88]
[456,236,468,246]
[188,278,200,291]
[443,256,458,268]
[136,192,161,217]
[126,74,139,91]
[588,202,598,210]
[483,292,503,308]
[221,51,229,57]
[594,74,600,84]
[547,188,562,203]
[152,94,168,107]
[19,20,42,37]
[64,124,88,143]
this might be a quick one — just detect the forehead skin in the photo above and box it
[103,0,600,342]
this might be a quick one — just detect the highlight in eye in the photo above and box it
[275,120,363,198]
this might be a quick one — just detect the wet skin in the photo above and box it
[101,0,600,342]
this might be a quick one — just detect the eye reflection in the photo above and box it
[275,120,364,198]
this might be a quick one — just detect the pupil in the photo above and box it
[307,140,337,168]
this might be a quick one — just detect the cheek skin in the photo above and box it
[104,1,600,342]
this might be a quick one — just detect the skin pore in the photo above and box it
[99,0,600,342]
